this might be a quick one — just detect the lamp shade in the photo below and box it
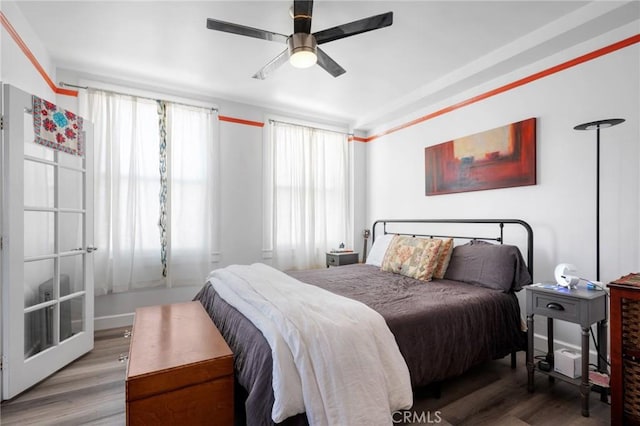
[574,118,625,131]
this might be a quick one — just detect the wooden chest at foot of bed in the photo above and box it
[126,301,233,426]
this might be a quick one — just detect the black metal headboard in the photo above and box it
[371,219,534,279]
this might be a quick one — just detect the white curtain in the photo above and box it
[265,121,352,270]
[87,90,217,294]
[166,103,217,286]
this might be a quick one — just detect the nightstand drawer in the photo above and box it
[531,293,580,322]
[326,252,359,267]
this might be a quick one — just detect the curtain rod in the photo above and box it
[59,82,218,112]
[268,119,353,137]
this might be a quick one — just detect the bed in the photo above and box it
[194,219,533,425]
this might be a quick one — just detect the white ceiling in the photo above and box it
[14,1,639,130]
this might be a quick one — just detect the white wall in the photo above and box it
[1,1,56,100]
[218,116,265,267]
[364,27,640,353]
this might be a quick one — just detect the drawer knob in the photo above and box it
[546,302,565,311]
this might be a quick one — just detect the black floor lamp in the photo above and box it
[574,118,625,282]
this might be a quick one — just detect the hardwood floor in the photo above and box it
[1,327,129,425]
[1,328,610,425]
[409,353,610,426]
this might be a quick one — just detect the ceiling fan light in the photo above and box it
[290,49,317,68]
[288,33,317,69]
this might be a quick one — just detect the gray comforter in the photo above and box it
[194,264,525,426]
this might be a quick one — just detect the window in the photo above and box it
[264,120,352,270]
[86,89,218,294]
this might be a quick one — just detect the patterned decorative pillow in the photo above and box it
[433,238,454,279]
[381,235,443,281]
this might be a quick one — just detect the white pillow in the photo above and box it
[365,233,395,266]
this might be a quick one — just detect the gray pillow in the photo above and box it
[443,240,532,292]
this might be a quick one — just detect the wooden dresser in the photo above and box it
[126,301,233,425]
[609,273,640,426]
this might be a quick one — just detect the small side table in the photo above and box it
[326,252,359,268]
[526,283,608,417]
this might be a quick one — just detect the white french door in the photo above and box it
[1,84,94,399]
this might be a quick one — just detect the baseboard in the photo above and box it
[94,313,134,331]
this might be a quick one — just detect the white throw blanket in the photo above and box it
[207,263,412,426]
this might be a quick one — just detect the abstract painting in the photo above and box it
[425,118,536,195]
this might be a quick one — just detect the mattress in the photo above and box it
[194,263,525,425]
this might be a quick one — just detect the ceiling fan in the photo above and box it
[206,0,393,79]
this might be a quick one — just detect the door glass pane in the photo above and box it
[24,111,54,161]
[60,296,84,342]
[24,307,54,359]
[24,160,54,208]
[24,259,55,309]
[60,255,84,296]
[59,212,83,253]
[58,149,83,170]
[24,211,54,257]
[58,167,83,210]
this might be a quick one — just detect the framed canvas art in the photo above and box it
[425,118,536,195]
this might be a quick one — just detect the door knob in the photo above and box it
[86,246,98,253]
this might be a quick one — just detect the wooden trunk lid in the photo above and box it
[126,301,233,402]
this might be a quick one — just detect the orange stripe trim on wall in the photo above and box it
[219,115,265,127]
[1,11,78,97]
[361,33,640,143]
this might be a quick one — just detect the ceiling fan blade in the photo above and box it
[206,18,289,43]
[252,49,290,80]
[293,0,314,34]
[314,11,393,45]
[316,48,346,78]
